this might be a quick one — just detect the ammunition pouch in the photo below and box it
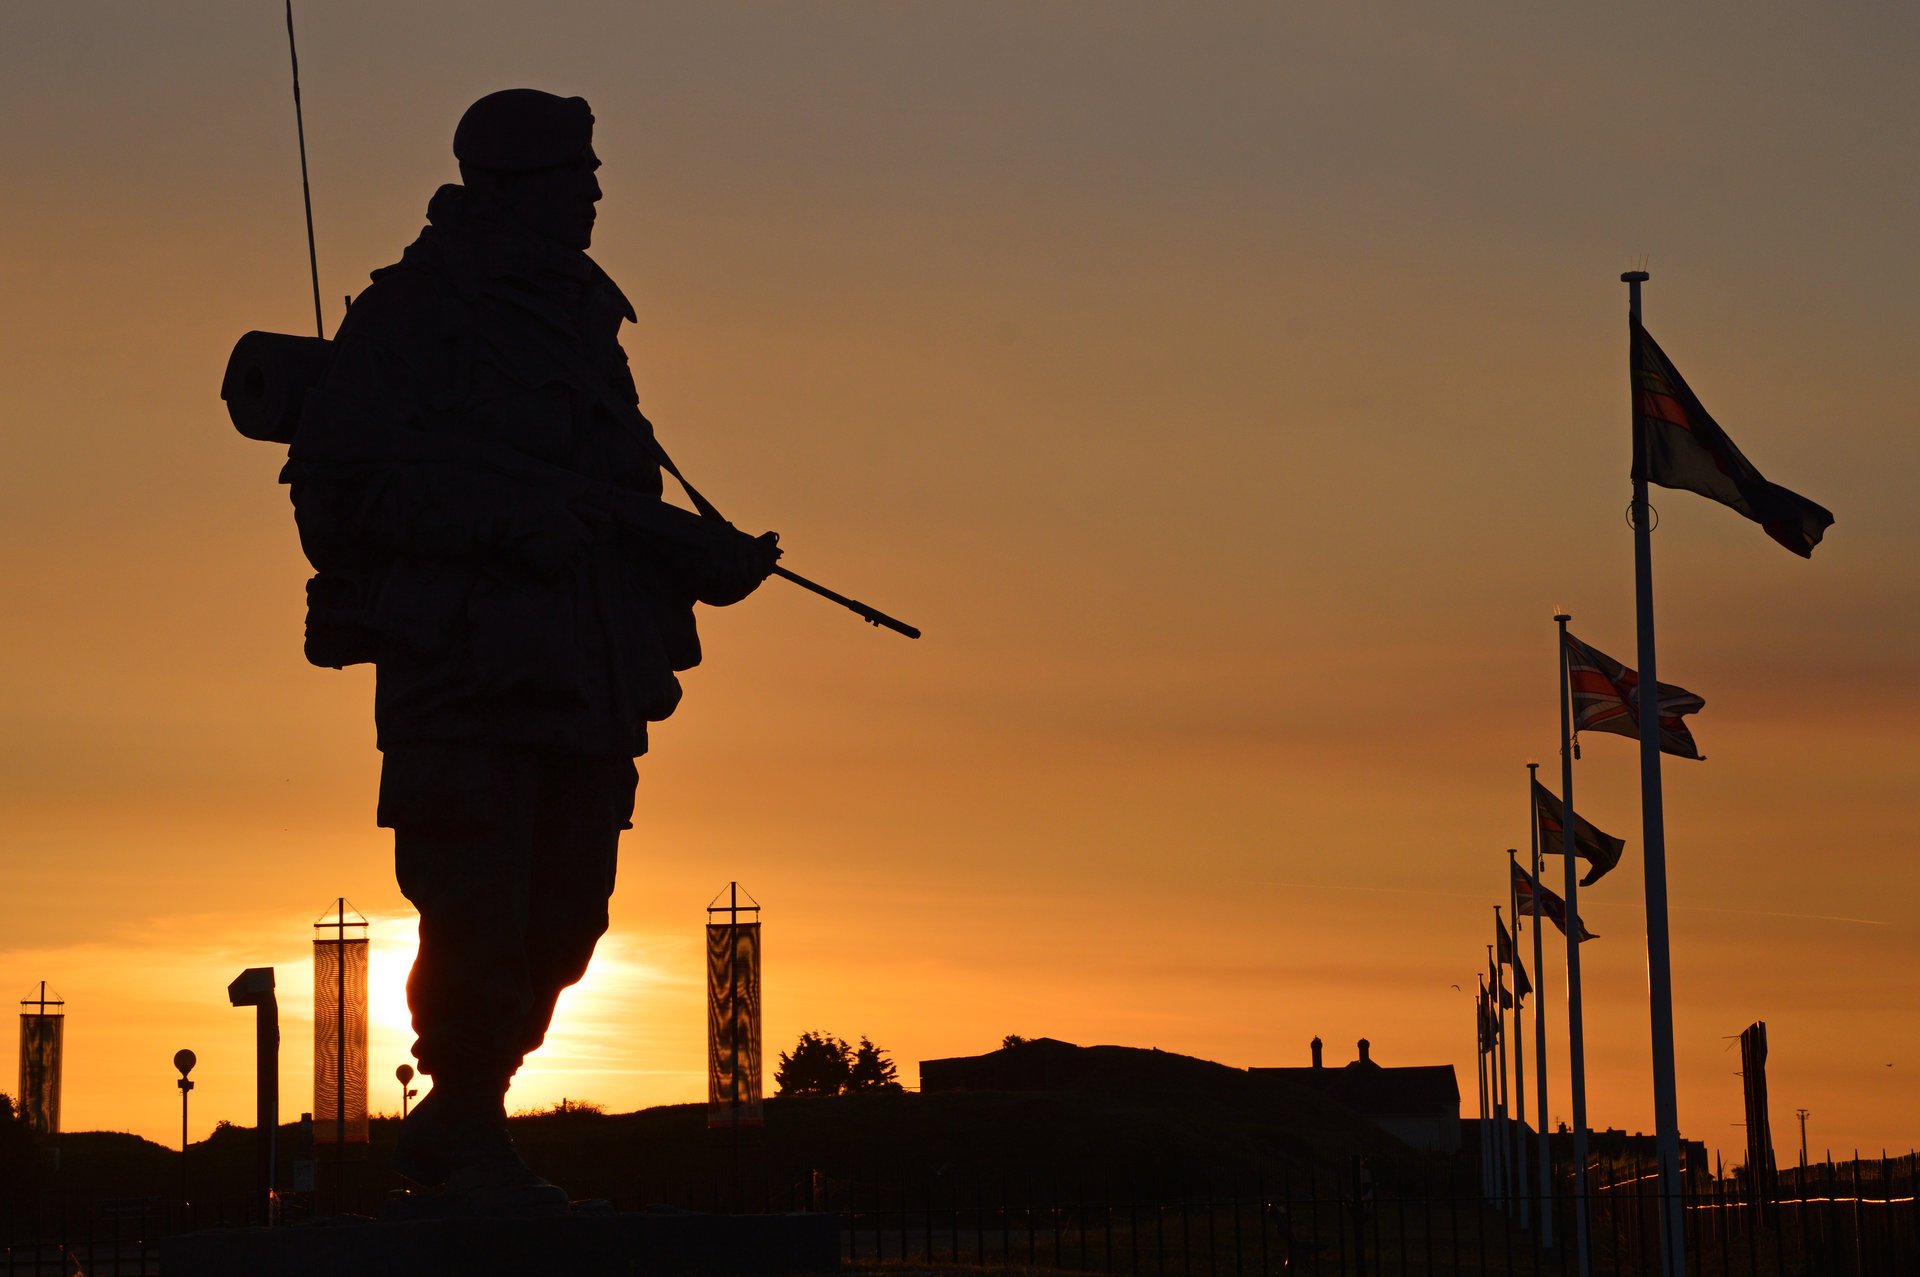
[303,570,385,669]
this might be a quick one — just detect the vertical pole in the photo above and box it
[1486,950,1497,1206]
[1492,936,1512,1208]
[180,1081,190,1211]
[1555,613,1592,1276]
[1624,268,1687,1277]
[729,881,741,1208]
[1506,884,1531,1231]
[228,968,278,1223]
[335,897,346,1214]
[1530,763,1554,1251]
[1478,979,1492,1199]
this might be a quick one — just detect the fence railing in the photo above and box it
[4,1152,1916,1275]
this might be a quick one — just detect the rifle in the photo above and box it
[549,462,921,639]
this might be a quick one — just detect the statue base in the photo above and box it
[159,1207,838,1276]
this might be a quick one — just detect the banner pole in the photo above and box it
[1624,268,1688,1277]
[1507,865,1531,1230]
[1555,613,1592,1277]
[1529,762,1554,1251]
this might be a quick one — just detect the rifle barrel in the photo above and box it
[772,567,920,639]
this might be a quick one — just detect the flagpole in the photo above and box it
[1495,913,1521,1216]
[1529,762,1554,1251]
[1506,866,1531,1231]
[1477,978,1492,1199]
[1625,267,1687,1277]
[1555,612,1593,1277]
[1489,942,1510,1207]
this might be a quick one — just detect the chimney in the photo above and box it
[1357,1038,1371,1064]
[1310,1037,1323,1069]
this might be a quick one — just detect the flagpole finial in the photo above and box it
[1621,270,1650,284]
[1553,612,1571,624]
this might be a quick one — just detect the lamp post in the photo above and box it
[227,967,279,1224]
[396,1064,417,1120]
[174,1049,196,1215]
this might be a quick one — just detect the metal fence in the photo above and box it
[4,1153,1916,1275]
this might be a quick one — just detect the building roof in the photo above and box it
[1253,1060,1461,1118]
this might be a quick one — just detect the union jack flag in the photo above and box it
[1533,778,1626,886]
[1496,916,1532,1003]
[1511,860,1598,943]
[1565,631,1705,761]
[1633,323,1833,558]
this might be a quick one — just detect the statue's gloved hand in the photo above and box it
[696,526,782,607]
[497,498,595,579]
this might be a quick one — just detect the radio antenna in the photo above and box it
[284,0,324,338]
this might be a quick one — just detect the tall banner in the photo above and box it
[313,924,369,1145]
[17,985,64,1135]
[1739,1021,1776,1221]
[707,920,763,1128]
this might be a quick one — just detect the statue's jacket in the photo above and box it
[284,184,709,761]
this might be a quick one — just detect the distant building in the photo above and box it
[920,1035,1461,1154]
[1561,1127,1710,1187]
[1252,1037,1461,1153]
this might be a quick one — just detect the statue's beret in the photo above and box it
[454,89,594,172]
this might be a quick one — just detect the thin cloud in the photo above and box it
[1247,879,1889,928]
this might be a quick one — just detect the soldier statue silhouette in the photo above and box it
[279,89,782,1211]
[224,83,915,1213]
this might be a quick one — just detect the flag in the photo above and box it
[1512,861,1598,943]
[1478,989,1500,1051]
[1565,631,1705,760]
[1533,779,1627,886]
[1496,916,1533,1003]
[1632,323,1834,557]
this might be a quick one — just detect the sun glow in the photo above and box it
[359,919,704,1116]
[507,932,704,1113]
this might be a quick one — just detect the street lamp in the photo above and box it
[174,1049,196,1213]
[396,1063,418,1120]
[226,967,279,1224]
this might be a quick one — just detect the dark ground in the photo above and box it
[9,1045,1416,1212]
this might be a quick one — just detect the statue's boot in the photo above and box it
[442,1121,571,1214]
[393,1075,500,1188]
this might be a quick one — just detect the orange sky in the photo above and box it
[3,4,1917,1168]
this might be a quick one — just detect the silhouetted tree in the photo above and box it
[775,1031,852,1097]
[848,1036,902,1091]
[0,1092,38,1193]
[514,1097,606,1118]
[1002,1034,1029,1048]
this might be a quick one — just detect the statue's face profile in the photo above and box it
[496,148,603,251]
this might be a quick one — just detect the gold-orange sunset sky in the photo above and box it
[3,4,1916,1167]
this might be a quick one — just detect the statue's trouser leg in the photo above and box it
[391,746,635,1088]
